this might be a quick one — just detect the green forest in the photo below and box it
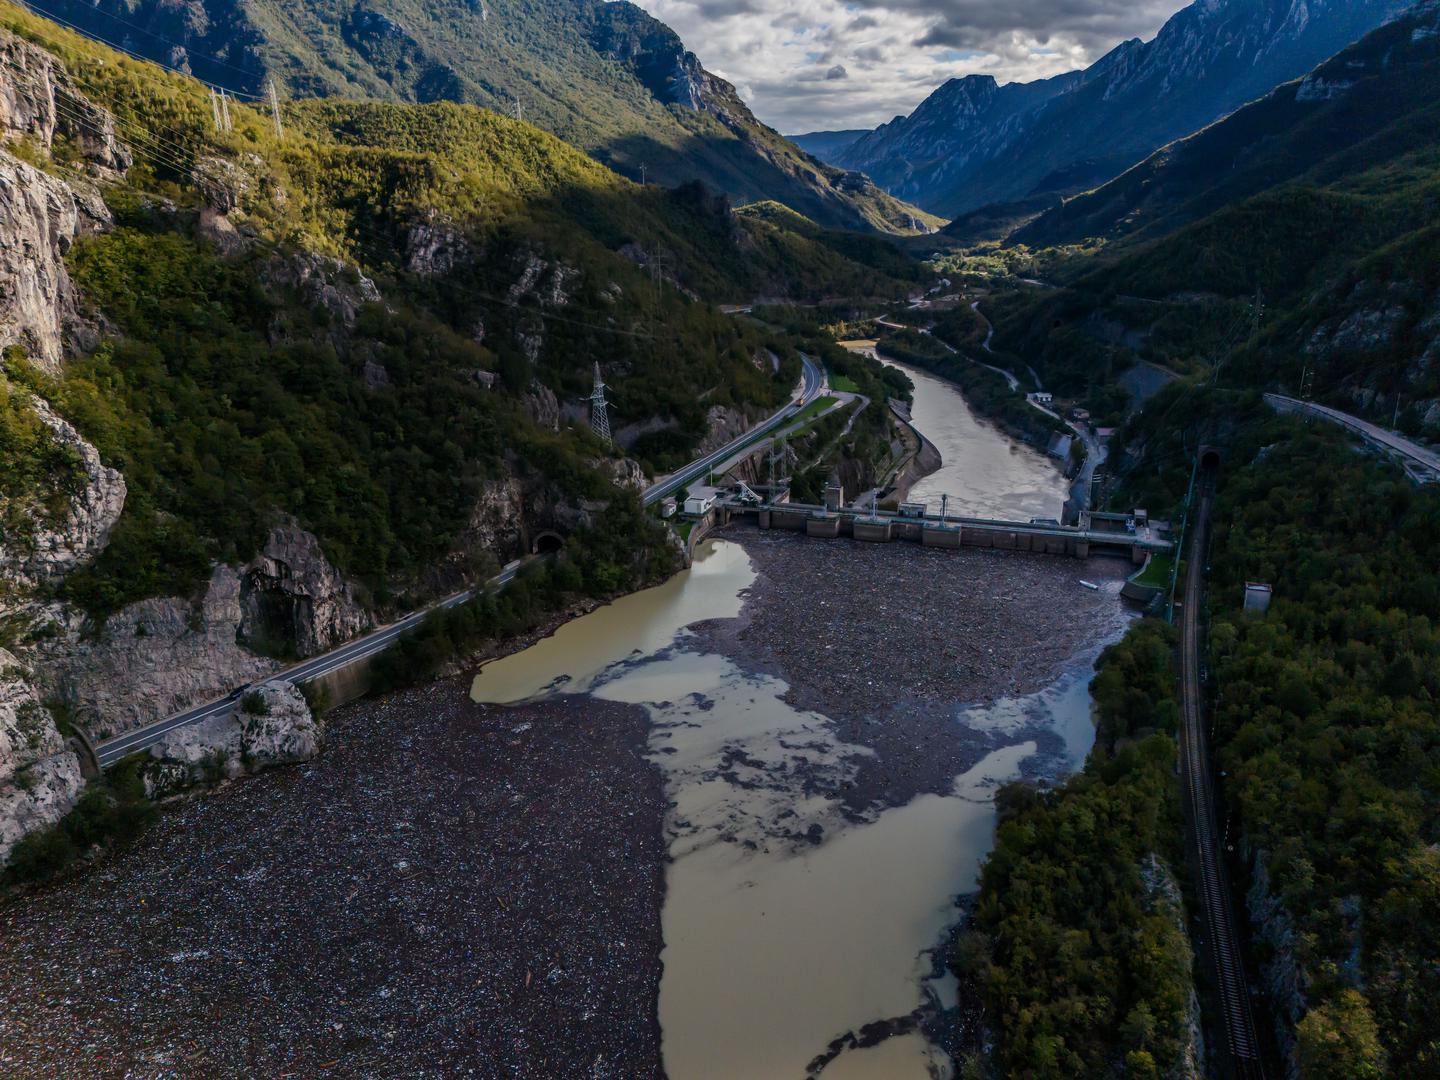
[1207,431,1440,1077]
[957,619,1196,1080]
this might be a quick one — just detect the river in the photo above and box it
[469,364,1122,1078]
[846,345,1069,521]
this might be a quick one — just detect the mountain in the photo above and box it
[984,0,1440,439]
[1016,2,1440,247]
[21,0,938,234]
[788,129,869,164]
[837,0,1410,218]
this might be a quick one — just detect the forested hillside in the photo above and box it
[957,618,1198,1080]
[0,0,923,763]
[974,2,1440,438]
[961,389,1440,1078]
[20,0,938,233]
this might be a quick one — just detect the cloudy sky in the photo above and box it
[633,0,1191,133]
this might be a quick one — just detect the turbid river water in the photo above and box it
[847,346,1069,521]
[469,366,1120,1078]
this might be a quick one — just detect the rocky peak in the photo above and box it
[835,0,1408,217]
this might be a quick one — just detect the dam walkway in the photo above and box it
[714,495,1172,563]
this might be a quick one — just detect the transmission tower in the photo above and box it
[589,362,611,443]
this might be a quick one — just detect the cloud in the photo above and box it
[631,0,1189,133]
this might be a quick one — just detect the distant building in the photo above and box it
[823,483,845,510]
[660,497,678,519]
[683,485,720,517]
[898,502,927,519]
[1244,582,1273,613]
[1032,391,1054,406]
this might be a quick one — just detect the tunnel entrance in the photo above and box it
[1200,445,1222,471]
[532,531,565,555]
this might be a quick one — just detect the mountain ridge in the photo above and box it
[837,0,1410,218]
[21,0,939,233]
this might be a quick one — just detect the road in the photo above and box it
[96,354,826,768]
[1265,393,1440,480]
[641,353,825,504]
[1178,471,1266,1080]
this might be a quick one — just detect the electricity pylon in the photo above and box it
[590,362,611,444]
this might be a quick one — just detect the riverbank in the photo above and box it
[0,678,667,1078]
[693,527,1133,815]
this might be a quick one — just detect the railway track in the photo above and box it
[1179,472,1266,1080]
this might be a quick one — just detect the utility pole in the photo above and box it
[210,88,222,132]
[267,79,284,140]
[639,162,648,185]
[219,88,233,133]
[512,95,524,123]
[589,362,611,444]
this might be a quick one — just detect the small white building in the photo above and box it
[1244,582,1273,614]
[1032,391,1054,406]
[660,497,678,519]
[683,485,721,517]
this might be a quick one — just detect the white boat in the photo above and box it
[1079,580,1100,591]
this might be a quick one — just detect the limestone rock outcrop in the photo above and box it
[0,27,126,372]
[0,27,131,173]
[33,523,366,737]
[404,210,472,277]
[0,390,126,588]
[695,404,755,456]
[0,151,111,373]
[141,680,320,800]
[0,649,83,864]
[240,523,370,657]
[35,567,280,740]
[601,456,647,492]
[263,250,381,332]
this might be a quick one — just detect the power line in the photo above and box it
[14,0,264,99]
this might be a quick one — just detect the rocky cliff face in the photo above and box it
[0,151,112,373]
[33,567,279,740]
[1246,847,1307,1080]
[140,679,320,800]
[839,0,1408,217]
[696,404,757,457]
[0,27,131,174]
[0,28,126,372]
[0,649,83,864]
[29,522,367,739]
[0,390,126,589]
[240,523,370,657]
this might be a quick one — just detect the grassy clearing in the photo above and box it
[830,374,860,394]
[1133,553,1173,589]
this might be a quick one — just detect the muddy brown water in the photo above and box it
[470,343,1111,1077]
[472,537,1122,1078]
[847,346,1070,521]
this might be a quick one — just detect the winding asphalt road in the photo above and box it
[1265,393,1440,480]
[96,354,826,768]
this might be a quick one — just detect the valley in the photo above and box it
[1,0,1439,1077]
